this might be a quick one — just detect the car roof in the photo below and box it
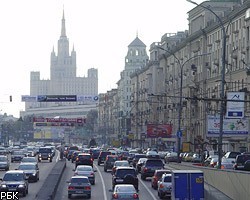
[19,162,36,165]
[116,166,135,170]
[71,175,89,179]
[6,170,24,174]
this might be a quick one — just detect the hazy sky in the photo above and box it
[0,0,204,117]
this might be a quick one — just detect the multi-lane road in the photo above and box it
[54,159,169,200]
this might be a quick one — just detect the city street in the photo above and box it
[55,159,168,200]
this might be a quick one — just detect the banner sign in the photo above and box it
[22,95,99,102]
[207,115,248,137]
[146,124,173,138]
[226,92,245,118]
[33,117,85,127]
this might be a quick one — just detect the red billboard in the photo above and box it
[147,124,173,138]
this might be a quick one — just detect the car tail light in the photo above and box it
[159,184,164,188]
[85,186,91,190]
[113,193,118,199]
[90,172,94,176]
[143,167,148,172]
[133,193,139,199]
[68,186,74,190]
[76,158,79,161]
[91,158,93,162]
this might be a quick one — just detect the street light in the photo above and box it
[158,46,210,162]
[187,0,227,169]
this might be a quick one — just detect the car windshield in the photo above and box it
[116,169,136,178]
[13,151,24,155]
[237,155,250,162]
[3,173,24,181]
[19,165,36,170]
[39,148,51,153]
[0,157,7,161]
[70,177,89,183]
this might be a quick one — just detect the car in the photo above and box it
[0,170,29,197]
[112,160,130,175]
[21,156,38,168]
[191,153,202,163]
[97,151,112,165]
[151,169,171,189]
[111,184,139,200]
[67,150,75,161]
[132,154,147,168]
[209,157,218,168]
[104,155,119,172]
[71,151,82,163]
[203,155,218,167]
[158,151,168,159]
[0,155,9,171]
[146,151,160,159]
[90,148,101,159]
[17,162,39,182]
[75,153,93,168]
[141,159,164,180]
[112,167,138,191]
[222,151,241,164]
[243,160,250,171]
[37,147,53,162]
[164,152,178,163]
[135,158,147,173]
[157,173,172,199]
[11,150,25,162]
[67,175,91,199]
[216,157,235,169]
[73,165,96,185]
[234,154,250,170]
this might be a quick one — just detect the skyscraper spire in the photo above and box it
[61,9,66,37]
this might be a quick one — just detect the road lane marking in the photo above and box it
[94,163,107,200]
[139,178,158,200]
[56,150,59,162]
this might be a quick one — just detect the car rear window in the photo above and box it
[237,155,250,163]
[71,177,89,183]
[116,169,136,178]
[79,155,91,159]
[164,176,172,182]
[100,152,111,157]
[146,160,163,166]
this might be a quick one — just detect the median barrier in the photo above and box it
[35,158,66,200]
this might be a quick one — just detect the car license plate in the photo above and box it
[9,189,16,191]
[116,179,124,183]
[76,191,83,194]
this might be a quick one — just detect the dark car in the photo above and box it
[38,147,53,162]
[97,151,112,165]
[234,154,250,170]
[11,150,25,162]
[112,167,138,191]
[151,169,171,189]
[67,150,75,161]
[17,162,39,182]
[75,153,93,168]
[244,160,250,171]
[104,155,119,172]
[0,155,10,171]
[0,170,29,197]
[132,154,147,168]
[141,159,164,180]
[90,148,101,159]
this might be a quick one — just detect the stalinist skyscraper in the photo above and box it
[22,10,98,118]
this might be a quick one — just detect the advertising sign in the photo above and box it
[22,95,99,102]
[146,124,173,138]
[37,95,77,102]
[226,92,245,118]
[207,115,248,137]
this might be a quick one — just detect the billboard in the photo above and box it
[146,124,173,138]
[22,95,99,102]
[207,115,248,137]
[226,92,245,118]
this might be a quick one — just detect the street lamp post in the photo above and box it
[187,0,227,170]
[158,46,210,162]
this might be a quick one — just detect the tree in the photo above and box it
[85,109,98,133]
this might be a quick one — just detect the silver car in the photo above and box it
[67,176,91,199]
[111,184,139,200]
[0,155,9,171]
[73,165,96,185]
[157,173,172,199]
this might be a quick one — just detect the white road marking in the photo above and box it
[56,150,59,162]
[139,178,158,200]
[94,163,108,200]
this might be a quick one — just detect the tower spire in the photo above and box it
[61,8,66,37]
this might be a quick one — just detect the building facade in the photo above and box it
[21,10,98,118]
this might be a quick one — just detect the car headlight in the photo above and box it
[18,184,25,188]
[1,185,6,188]
[48,154,51,157]
[32,173,36,176]
[38,154,41,157]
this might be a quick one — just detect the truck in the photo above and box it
[172,170,204,200]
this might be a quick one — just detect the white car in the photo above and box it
[73,165,96,185]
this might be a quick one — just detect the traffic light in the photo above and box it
[9,95,12,102]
